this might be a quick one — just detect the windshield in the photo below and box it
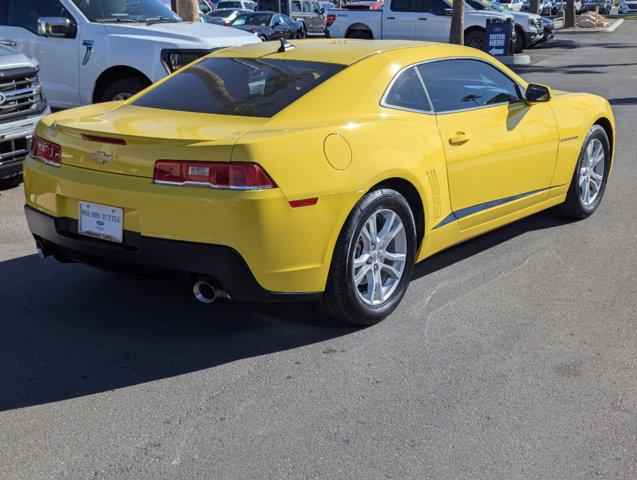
[481,0,507,11]
[132,58,345,118]
[71,0,181,23]
[209,9,239,16]
[218,1,243,7]
[232,13,273,25]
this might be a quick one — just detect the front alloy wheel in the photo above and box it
[557,124,610,219]
[320,189,417,326]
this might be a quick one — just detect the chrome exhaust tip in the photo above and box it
[193,281,217,304]
[35,240,48,259]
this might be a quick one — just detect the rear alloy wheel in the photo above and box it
[514,27,525,54]
[320,189,417,326]
[464,30,484,50]
[557,125,610,219]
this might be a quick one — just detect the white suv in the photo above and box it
[0,0,261,109]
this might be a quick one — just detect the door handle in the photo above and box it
[386,16,396,19]
[417,17,427,20]
[449,132,470,145]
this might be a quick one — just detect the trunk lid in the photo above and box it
[48,104,268,178]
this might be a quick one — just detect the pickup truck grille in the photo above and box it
[0,67,43,121]
[0,137,29,164]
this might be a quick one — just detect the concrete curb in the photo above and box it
[498,54,531,66]
[556,18,624,34]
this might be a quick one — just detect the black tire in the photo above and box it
[464,29,485,50]
[0,174,22,190]
[319,189,417,326]
[347,29,373,39]
[258,35,267,42]
[514,27,525,54]
[556,125,611,220]
[300,24,307,38]
[99,77,149,103]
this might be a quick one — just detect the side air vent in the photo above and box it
[427,169,442,221]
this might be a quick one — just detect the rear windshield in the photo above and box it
[133,57,345,117]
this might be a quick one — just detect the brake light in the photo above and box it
[81,133,126,145]
[29,135,61,167]
[326,14,336,27]
[153,160,276,190]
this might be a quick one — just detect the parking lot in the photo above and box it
[1,21,636,480]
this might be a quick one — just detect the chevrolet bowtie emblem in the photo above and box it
[91,151,112,164]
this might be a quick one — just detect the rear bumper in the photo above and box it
[25,205,321,303]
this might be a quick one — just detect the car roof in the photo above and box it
[214,38,469,66]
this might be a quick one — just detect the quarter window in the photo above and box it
[417,59,522,112]
[383,66,431,112]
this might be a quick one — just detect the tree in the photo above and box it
[565,0,577,28]
[529,0,540,14]
[449,0,464,45]
[177,0,200,22]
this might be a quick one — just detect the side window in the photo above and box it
[302,1,312,12]
[383,66,431,112]
[4,0,73,33]
[414,0,450,15]
[292,1,302,12]
[391,0,414,11]
[311,1,321,13]
[417,59,522,113]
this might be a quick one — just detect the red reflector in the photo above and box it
[29,135,61,167]
[153,160,276,190]
[289,198,318,208]
[326,14,336,27]
[81,133,126,145]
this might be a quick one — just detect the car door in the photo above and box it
[384,0,417,40]
[310,1,326,31]
[413,0,451,43]
[1,0,80,108]
[417,59,559,230]
[270,14,287,39]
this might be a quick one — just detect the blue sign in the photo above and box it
[485,18,513,57]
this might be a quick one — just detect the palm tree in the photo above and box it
[565,0,577,28]
[177,0,200,22]
[529,0,540,13]
[449,0,465,45]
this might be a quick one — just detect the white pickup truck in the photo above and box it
[0,0,261,109]
[326,0,515,50]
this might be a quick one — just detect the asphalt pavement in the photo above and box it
[1,24,635,479]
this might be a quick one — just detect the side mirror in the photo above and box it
[320,8,326,13]
[525,83,551,103]
[37,17,75,38]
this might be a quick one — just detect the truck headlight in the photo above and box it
[160,49,215,73]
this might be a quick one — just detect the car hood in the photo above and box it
[467,10,515,20]
[0,44,39,70]
[103,21,261,49]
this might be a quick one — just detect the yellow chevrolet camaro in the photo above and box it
[24,39,615,325]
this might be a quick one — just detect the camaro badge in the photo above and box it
[91,151,113,164]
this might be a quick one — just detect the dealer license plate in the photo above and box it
[78,201,123,243]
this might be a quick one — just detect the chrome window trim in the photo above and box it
[380,56,527,116]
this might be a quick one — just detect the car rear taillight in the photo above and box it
[29,135,61,167]
[326,14,336,27]
[153,161,276,190]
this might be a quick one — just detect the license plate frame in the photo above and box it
[78,201,123,243]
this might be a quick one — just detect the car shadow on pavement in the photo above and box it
[412,209,576,280]
[0,209,574,412]
[0,256,351,412]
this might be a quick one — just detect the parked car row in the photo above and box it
[522,0,583,15]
